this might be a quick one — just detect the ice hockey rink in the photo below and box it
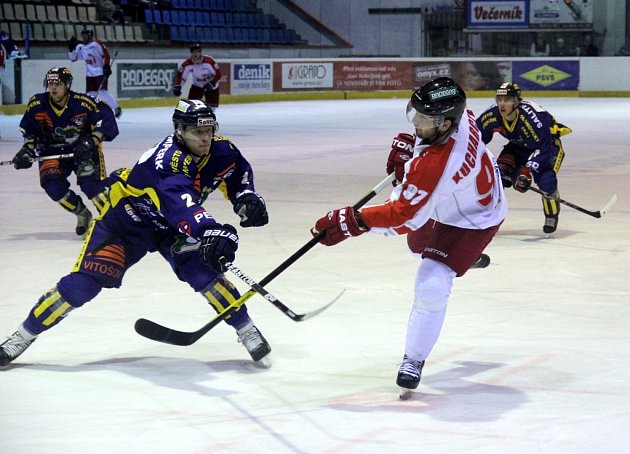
[0,96,628,453]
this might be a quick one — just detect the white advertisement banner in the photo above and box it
[281,63,333,89]
[467,1,528,29]
[231,63,272,95]
[530,0,593,29]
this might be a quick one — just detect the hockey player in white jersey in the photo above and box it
[312,77,507,398]
[68,28,122,118]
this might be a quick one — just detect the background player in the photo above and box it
[68,28,122,118]
[173,43,222,110]
[311,78,507,397]
[476,83,571,235]
[12,67,119,236]
[0,100,271,368]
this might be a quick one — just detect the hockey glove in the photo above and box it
[199,224,239,272]
[173,85,182,97]
[203,82,218,93]
[67,35,78,52]
[103,64,112,77]
[12,144,36,170]
[312,206,367,247]
[74,135,99,177]
[233,192,269,227]
[386,133,415,185]
[514,167,532,193]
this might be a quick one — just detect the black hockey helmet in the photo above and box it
[80,28,94,40]
[172,99,216,131]
[189,42,202,52]
[496,82,522,100]
[409,77,467,125]
[43,67,73,89]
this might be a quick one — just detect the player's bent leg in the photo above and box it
[1,274,103,366]
[398,259,456,393]
[199,276,271,365]
[535,170,561,235]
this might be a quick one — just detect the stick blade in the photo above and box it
[134,318,197,346]
[295,289,346,322]
[598,194,618,217]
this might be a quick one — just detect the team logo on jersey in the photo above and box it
[176,220,192,235]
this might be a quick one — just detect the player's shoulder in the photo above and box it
[68,91,100,111]
[476,104,500,125]
[211,135,240,156]
[202,55,217,65]
[148,135,197,177]
[25,93,46,111]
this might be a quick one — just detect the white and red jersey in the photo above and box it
[68,39,111,77]
[362,108,507,235]
[175,56,221,88]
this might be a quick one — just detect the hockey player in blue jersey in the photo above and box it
[12,67,119,236]
[0,100,272,367]
[476,83,571,234]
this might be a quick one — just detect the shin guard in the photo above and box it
[199,276,249,329]
[23,286,76,335]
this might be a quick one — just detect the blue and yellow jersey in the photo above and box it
[19,91,119,154]
[475,100,571,156]
[107,134,257,241]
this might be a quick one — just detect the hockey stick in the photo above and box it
[527,186,618,218]
[94,50,118,102]
[221,259,345,321]
[134,172,396,346]
[0,153,74,167]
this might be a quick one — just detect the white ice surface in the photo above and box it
[0,97,629,453]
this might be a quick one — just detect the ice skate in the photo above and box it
[543,214,559,237]
[0,325,37,367]
[470,253,491,269]
[75,204,93,237]
[237,321,271,368]
[397,355,424,399]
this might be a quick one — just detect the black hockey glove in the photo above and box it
[12,144,36,170]
[68,35,78,52]
[173,85,182,97]
[199,224,239,273]
[233,192,268,227]
[103,64,112,77]
[74,135,99,177]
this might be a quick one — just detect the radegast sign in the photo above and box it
[118,63,178,98]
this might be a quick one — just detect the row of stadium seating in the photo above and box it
[171,25,300,44]
[0,3,97,24]
[145,9,280,28]
[0,20,145,43]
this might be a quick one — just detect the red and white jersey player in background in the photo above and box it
[68,28,122,118]
[173,42,222,110]
[312,77,508,398]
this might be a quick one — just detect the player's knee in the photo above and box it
[414,259,455,312]
[41,179,71,201]
[535,170,558,194]
[57,273,103,307]
[77,179,106,200]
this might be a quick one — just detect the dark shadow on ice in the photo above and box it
[326,360,527,423]
[19,356,268,398]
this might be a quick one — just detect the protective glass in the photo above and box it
[182,125,214,140]
[406,102,444,130]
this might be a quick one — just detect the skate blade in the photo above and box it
[399,388,413,400]
[256,355,272,369]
